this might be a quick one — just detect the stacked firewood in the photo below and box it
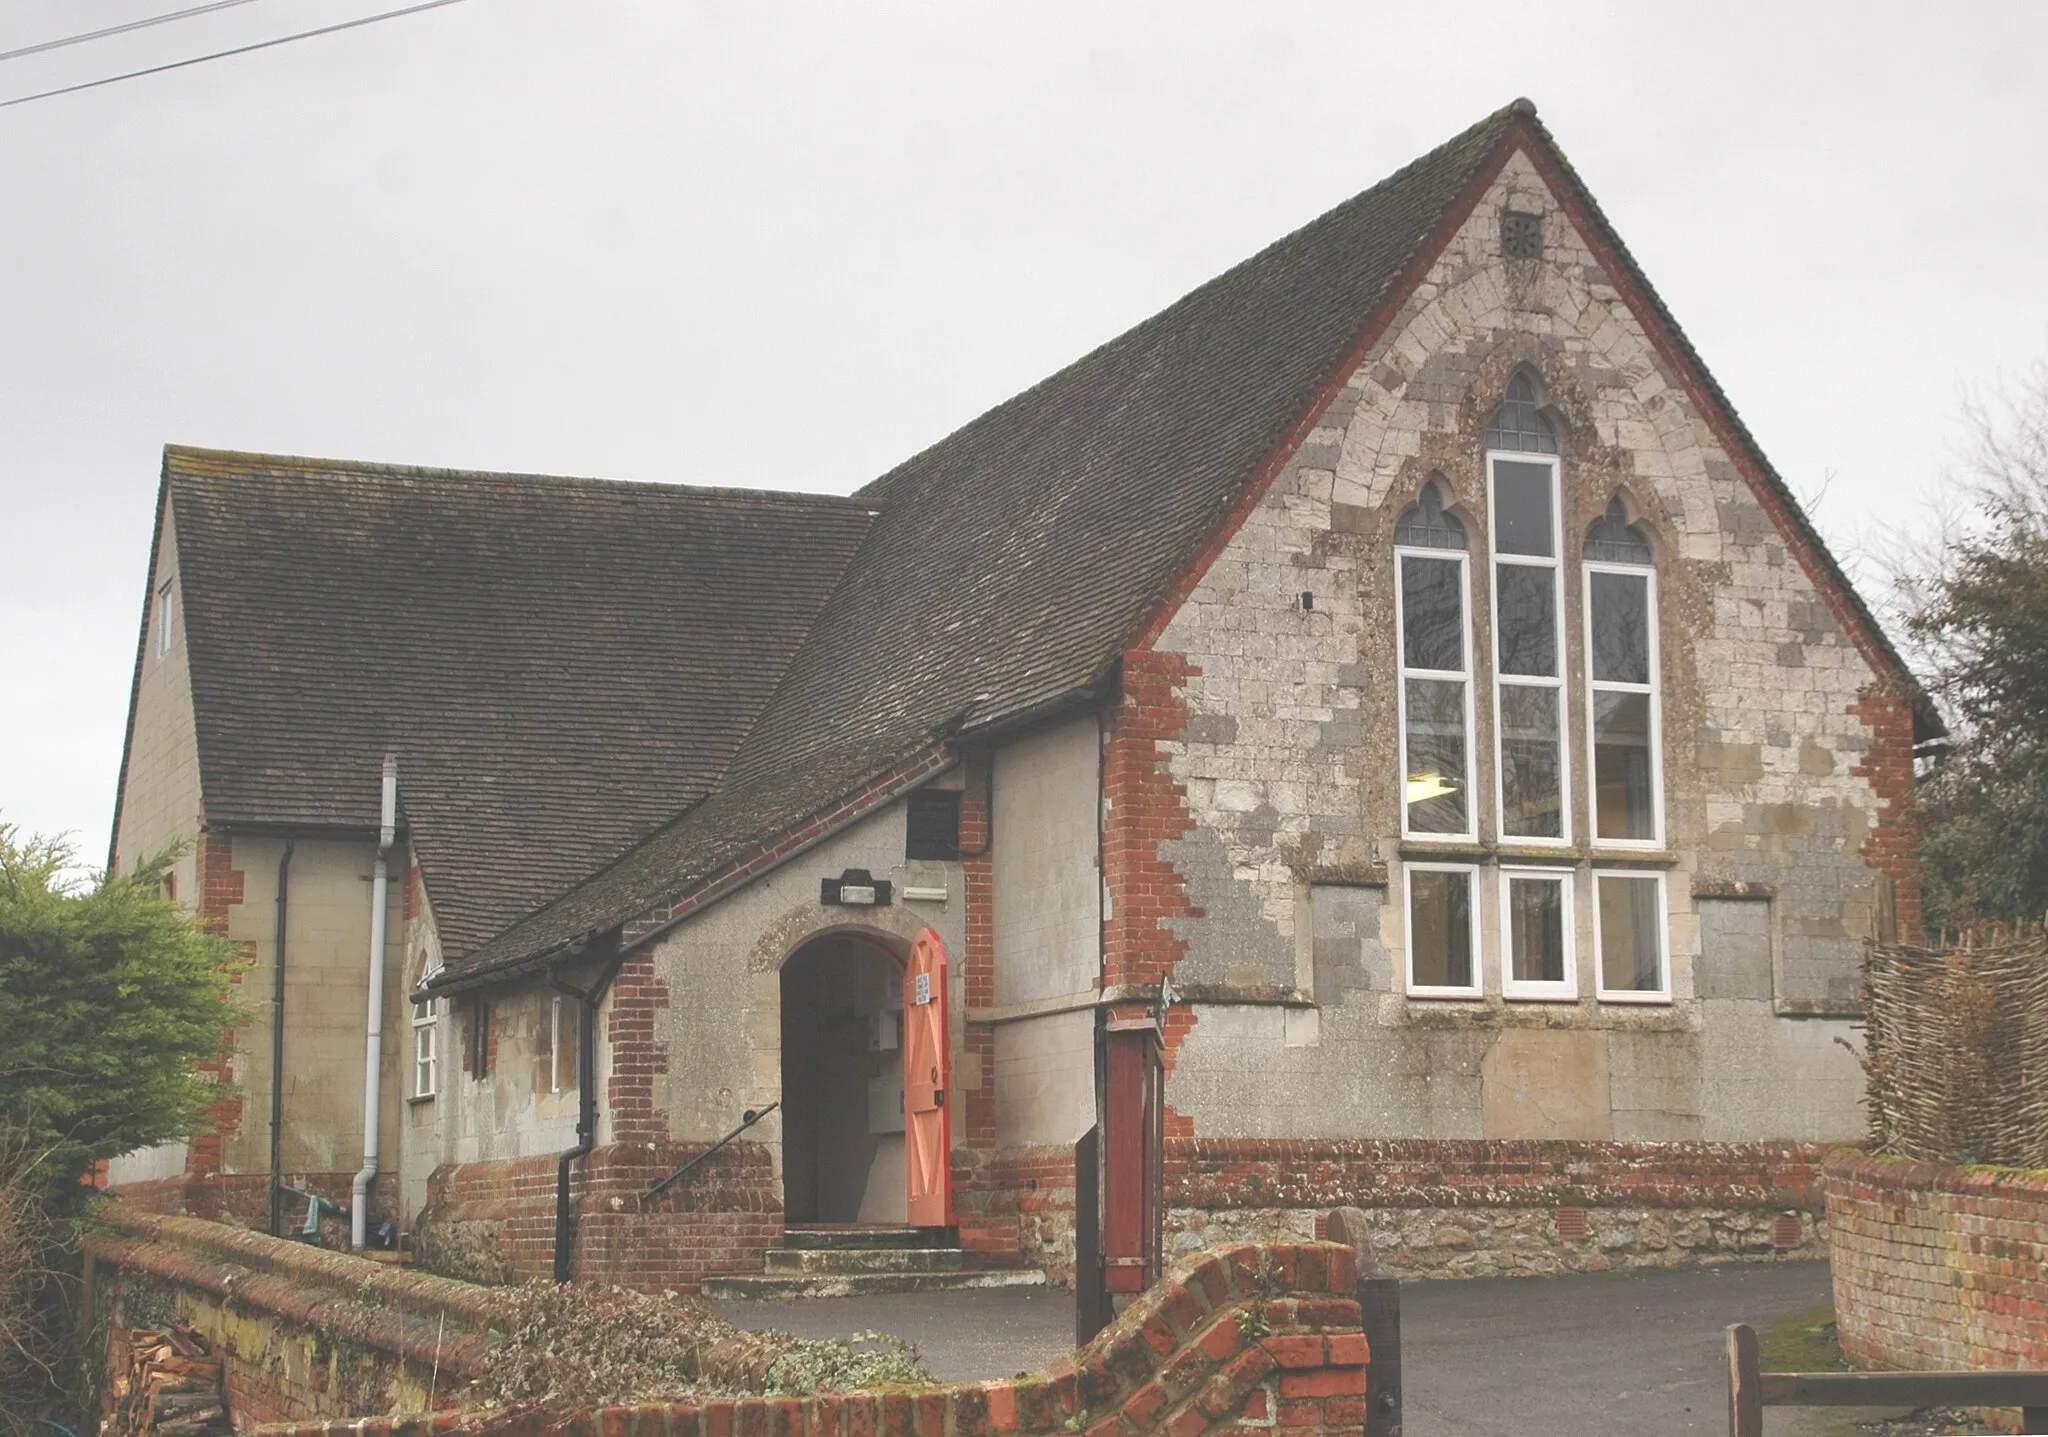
[105,1326,231,1436]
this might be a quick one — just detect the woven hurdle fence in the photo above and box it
[1861,925,2048,1167]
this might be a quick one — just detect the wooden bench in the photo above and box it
[1726,1323,2048,1436]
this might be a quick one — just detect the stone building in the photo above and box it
[108,100,1932,1287]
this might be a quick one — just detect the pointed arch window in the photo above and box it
[1486,375,1568,843]
[1583,497,1662,847]
[1394,480,1475,842]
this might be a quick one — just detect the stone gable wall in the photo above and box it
[1126,147,1896,1147]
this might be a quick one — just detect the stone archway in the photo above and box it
[777,930,910,1225]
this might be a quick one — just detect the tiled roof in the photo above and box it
[440,103,1525,985]
[149,448,875,958]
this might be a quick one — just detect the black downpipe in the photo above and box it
[267,838,297,1237]
[550,953,621,1284]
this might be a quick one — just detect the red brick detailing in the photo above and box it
[956,1145,1077,1275]
[1825,1150,2048,1371]
[1101,649,1203,1137]
[1849,689,1924,943]
[608,950,673,1146]
[187,832,248,1178]
[402,863,423,921]
[105,1169,381,1235]
[961,753,997,1153]
[414,1142,783,1291]
[237,1238,1370,1437]
[619,747,954,950]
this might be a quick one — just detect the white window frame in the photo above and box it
[549,995,575,1095]
[1393,544,1478,843]
[1402,861,1483,999]
[155,579,176,659]
[1497,865,1578,1001]
[1583,563,1664,849]
[1592,869,1671,1004]
[1486,451,1572,847]
[411,997,438,1099]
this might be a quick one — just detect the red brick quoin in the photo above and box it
[256,1239,1368,1437]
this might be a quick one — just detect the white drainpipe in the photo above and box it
[351,754,399,1251]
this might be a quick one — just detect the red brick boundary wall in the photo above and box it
[255,1239,1369,1437]
[85,1204,497,1426]
[109,1171,379,1241]
[1824,1149,2048,1370]
[413,1141,783,1290]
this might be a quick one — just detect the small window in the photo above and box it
[469,999,491,1081]
[1500,868,1575,1001]
[412,997,438,1099]
[548,996,579,1094]
[1594,871,1669,1002]
[1404,864,1480,998]
[155,580,176,659]
[905,789,962,861]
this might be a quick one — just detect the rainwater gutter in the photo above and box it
[549,939,623,1284]
[350,754,399,1251]
[267,837,297,1238]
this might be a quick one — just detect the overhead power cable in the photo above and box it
[0,0,276,67]
[0,0,476,111]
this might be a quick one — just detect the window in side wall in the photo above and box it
[1594,870,1669,1001]
[549,995,579,1094]
[1499,866,1575,1000]
[1487,376,1568,844]
[155,580,176,660]
[1404,862,1480,998]
[412,996,438,1099]
[1585,498,1662,846]
[469,999,491,1081]
[1394,480,1476,841]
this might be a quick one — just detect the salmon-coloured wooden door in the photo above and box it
[903,928,952,1228]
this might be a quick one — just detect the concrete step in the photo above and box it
[765,1246,965,1274]
[780,1224,938,1251]
[701,1266,1049,1300]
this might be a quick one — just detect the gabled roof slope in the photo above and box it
[443,103,1526,986]
[151,448,875,956]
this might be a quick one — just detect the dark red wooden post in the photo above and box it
[1102,1010,1164,1296]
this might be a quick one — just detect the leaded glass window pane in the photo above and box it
[1585,497,1654,565]
[1486,373,1558,455]
[1394,480,1467,550]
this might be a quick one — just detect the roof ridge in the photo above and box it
[163,444,877,511]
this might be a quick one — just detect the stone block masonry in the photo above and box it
[253,1239,1370,1437]
[1825,1149,2048,1371]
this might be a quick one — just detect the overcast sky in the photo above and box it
[3,0,2043,865]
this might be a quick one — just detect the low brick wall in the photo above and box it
[1824,1149,2048,1370]
[256,1239,1369,1437]
[106,1171,376,1240]
[1166,1138,1828,1278]
[413,1141,783,1289]
[86,1204,498,1426]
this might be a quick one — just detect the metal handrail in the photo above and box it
[643,1102,780,1203]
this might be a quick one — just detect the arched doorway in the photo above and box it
[779,934,906,1224]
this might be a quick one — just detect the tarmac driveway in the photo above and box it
[718,1260,1907,1436]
